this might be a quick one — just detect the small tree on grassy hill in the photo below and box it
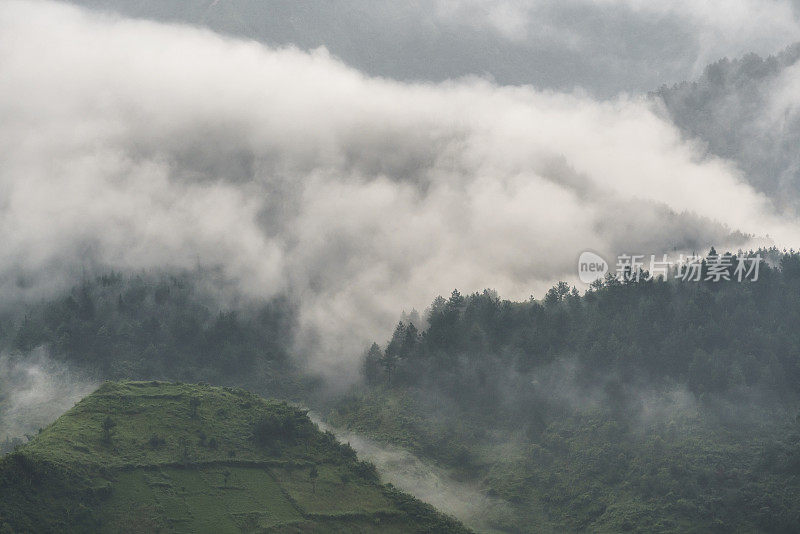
[178,436,191,461]
[189,397,201,419]
[101,416,116,445]
[148,434,165,450]
[309,465,318,494]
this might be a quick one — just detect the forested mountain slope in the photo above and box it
[4,251,800,531]
[0,271,306,401]
[330,249,800,532]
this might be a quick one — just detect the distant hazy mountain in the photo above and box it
[655,44,800,213]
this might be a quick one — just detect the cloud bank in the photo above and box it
[0,1,797,378]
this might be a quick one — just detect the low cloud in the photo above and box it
[0,348,98,440]
[312,414,513,531]
[0,1,798,379]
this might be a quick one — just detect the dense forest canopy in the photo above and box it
[1,247,799,423]
[1,248,800,530]
[1,249,800,531]
[365,248,797,399]
[329,248,800,532]
[0,271,308,427]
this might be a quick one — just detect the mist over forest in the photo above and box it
[3,1,800,532]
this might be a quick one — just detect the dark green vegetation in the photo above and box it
[3,271,305,394]
[329,249,800,532]
[362,249,800,400]
[4,250,800,532]
[0,381,469,533]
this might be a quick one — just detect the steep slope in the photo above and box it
[0,381,469,533]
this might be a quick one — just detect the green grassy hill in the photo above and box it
[0,381,470,533]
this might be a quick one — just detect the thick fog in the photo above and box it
[64,0,800,97]
[1,1,799,379]
[0,349,97,441]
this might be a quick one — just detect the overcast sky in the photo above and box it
[64,0,800,96]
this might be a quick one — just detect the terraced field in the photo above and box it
[0,381,469,533]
